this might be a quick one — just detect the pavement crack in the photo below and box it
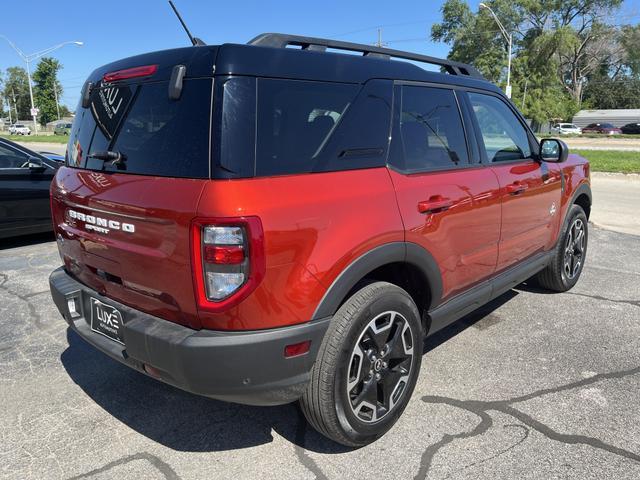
[504,365,640,405]
[414,398,492,480]
[416,366,640,479]
[0,273,46,329]
[441,424,529,480]
[294,410,329,480]
[565,291,640,308]
[65,452,181,480]
[500,405,640,463]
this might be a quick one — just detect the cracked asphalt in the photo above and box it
[1,225,639,480]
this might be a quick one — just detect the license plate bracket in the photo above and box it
[90,298,124,344]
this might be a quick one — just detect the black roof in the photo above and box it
[85,33,500,94]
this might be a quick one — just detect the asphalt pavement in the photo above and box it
[1,218,639,479]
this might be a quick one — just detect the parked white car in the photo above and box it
[551,123,582,135]
[9,124,32,135]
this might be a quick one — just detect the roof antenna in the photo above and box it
[168,1,206,46]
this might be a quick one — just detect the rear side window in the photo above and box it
[394,85,469,172]
[215,78,392,178]
[68,78,212,178]
[256,79,357,176]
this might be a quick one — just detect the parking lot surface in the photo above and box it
[1,225,639,480]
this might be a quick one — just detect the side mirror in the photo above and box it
[27,156,46,173]
[539,138,569,163]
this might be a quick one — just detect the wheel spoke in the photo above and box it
[380,369,404,407]
[347,344,371,393]
[366,312,394,352]
[352,377,378,411]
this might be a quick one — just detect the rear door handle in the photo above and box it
[505,182,528,195]
[418,197,453,214]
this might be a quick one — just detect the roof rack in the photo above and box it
[248,33,484,79]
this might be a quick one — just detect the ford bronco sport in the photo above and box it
[49,33,591,446]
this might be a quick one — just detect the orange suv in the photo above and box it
[49,33,592,446]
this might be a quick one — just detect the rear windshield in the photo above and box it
[67,78,212,178]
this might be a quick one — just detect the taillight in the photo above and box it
[103,64,158,83]
[191,217,265,313]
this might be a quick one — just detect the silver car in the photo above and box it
[552,123,582,135]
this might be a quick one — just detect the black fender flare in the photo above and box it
[564,182,592,226]
[311,242,443,320]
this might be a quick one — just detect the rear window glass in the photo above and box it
[256,79,357,176]
[215,78,392,178]
[68,78,212,179]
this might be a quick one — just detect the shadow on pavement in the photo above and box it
[0,232,55,250]
[60,288,520,454]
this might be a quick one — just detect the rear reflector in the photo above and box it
[103,64,158,83]
[143,364,163,378]
[203,245,245,264]
[284,340,311,358]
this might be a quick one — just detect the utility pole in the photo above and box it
[5,95,11,124]
[11,89,18,121]
[53,83,60,120]
[376,28,383,47]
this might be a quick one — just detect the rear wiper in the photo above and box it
[88,151,127,169]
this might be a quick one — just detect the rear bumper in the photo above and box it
[49,267,331,406]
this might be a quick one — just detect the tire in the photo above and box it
[536,204,588,292]
[300,281,422,446]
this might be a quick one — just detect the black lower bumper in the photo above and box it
[49,267,331,406]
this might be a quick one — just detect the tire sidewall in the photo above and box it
[332,286,422,445]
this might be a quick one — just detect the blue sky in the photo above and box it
[2,0,639,109]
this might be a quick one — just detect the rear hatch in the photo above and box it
[51,46,218,329]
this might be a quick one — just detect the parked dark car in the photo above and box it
[621,123,640,134]
[581,123,622,134]
[0,137,62,239]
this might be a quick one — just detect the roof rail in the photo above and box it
[248,33,484,79]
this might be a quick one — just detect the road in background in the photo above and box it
[590,172,640,236]
[562,137,640,152]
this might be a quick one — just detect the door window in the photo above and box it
[468,92,531,162]
[394,85,469,172]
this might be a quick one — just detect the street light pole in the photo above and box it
[0,36,83,133]
[479,3,512,98]
[24,58,37,133]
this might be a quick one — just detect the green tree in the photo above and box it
[583,75,640,109]
[33,57,63,126]
[2,66,30,120]
[620,25,640,77]
[431,0,625,123]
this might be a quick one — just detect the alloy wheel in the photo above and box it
[346,311,414,423]
[564,218,585,280]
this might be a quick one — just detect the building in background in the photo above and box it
[572,109,640,128]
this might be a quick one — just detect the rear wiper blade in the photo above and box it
[88,150,127,169]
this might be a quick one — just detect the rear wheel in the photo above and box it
[300,282,422,446]
[536,204,588,292]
